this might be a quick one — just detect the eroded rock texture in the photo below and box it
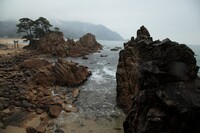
[33,58,91,86]
[116,26,200,133]
[24,32,102,57]
[24,32,66,56]
[66,33,102,57]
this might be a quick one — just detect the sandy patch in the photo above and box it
[0,38,29,56]
[0,113,47,133]
[0,38,28,49]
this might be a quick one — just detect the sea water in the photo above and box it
[53,41,200,133]
[54,40,126,133]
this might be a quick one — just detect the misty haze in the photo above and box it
[0,0,200,133]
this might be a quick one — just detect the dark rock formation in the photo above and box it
[116,26,200,133]
[33,58,91,86]
[66,33,102,57]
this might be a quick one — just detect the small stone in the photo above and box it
[62,104,77,112]
[59,94,66,99]
[22,100,32,108]
[36,125,46,133]
[26,127,36,133]
[2,108,11,114]
[36,108,44,114]
[65,99,72,104]
[72,88,80,98]
[44,90,52,96]
[55,99,63,106]
[49,105,62,118]
[82,56,88,60]
[70,106,78,112]
[38,91,44,97]
[55,129,65,133]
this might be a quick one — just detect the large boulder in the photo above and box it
[116,26,200,133]
[33,58,91,86]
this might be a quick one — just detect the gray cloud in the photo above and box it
[0,0,200,44]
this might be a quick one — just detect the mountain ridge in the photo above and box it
[0,20,124,41]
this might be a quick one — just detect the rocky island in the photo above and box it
[24,32,102,57]
[116,26,200,133]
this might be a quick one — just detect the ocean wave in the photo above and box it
[102,67,116,77]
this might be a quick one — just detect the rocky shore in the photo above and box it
[116,26,200,133]
[0,32,101,132]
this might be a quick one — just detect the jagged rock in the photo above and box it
[24,32,102,57]
[49,105,62,118]
[66,33,102,57]
[24,32,66,56]
[116,26,200,133]
[136,25,153,43]
[53,58,91,86]
[33,58,91,86]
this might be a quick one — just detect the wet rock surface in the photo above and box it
[116,26,200,133]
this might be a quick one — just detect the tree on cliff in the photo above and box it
[16,18,34,40]
[16,17,56,40]
[33,17,52,38]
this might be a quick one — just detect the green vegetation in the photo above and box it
[16,17,60,40]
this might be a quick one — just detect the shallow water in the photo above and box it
[52,42,200,133]
[54,40,126,133]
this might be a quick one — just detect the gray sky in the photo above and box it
[0,0,200,44]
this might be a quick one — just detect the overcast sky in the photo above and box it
[0,0,200,44]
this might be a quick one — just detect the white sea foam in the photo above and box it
[103,67,116,77]
[90,69,105,84]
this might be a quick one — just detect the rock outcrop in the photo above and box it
[66,33,102,57]
[33,58,91,86]
[24,32,102,57]
[24,32,66,56]
[37,32,67,56]
[116,26,200,133]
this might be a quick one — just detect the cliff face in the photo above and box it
[116,26,200,133]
